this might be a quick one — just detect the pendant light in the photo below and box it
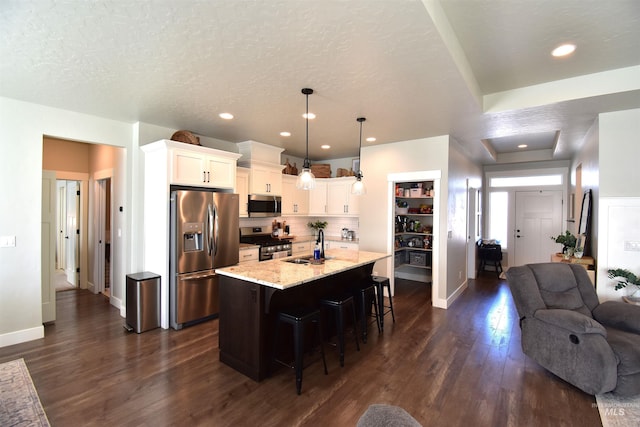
[296,88,316,190]
[351,117,366,195]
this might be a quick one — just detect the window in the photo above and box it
[490,175,562,188]
[489,192,508,248]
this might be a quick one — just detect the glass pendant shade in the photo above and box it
[351,176,366,195]
[296,166,316,190]
[351,117,366,195]
[297,88,316,190]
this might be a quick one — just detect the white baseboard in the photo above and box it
[0,325,44,348]
[87,281,97,294]
[445,280,468,308]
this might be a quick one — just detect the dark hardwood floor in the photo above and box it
[0,275,602,426]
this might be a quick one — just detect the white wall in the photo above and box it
[360,136,451,307]
[0,96,134,347]
[571,118,599,258]
[596,108,640,301]
[446,138,483,300]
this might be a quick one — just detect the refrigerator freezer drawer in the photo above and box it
[176,271,219,325]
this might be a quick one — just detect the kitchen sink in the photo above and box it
[283,255,334,264]
[284,257,310,264]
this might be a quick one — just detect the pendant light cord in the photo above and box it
[302,88,313,169]
[356,117,366,178]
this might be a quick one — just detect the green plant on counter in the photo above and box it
[550,230,577,253]
[307,220,328,230]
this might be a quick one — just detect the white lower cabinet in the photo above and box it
[291,241,311,255]
[239,246,259,263]
[325,241,359,251]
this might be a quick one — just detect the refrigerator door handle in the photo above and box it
[207,203,214,256]
[212,200,219,256]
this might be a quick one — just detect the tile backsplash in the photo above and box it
[239,216,358,240]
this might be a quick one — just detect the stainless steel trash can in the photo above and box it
[126,272,160,333]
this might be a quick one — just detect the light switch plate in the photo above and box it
[0,235,16,247]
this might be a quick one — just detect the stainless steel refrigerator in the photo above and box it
[170,189,239,330]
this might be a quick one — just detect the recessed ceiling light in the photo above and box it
[552,44,576,57]
[366,137,376,142]
[302,113,316,119]
[219,112,234,120]
[280,131,291,137]
[518,144,528,148]
[321,144,330,149]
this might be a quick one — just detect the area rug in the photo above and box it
[0,358,50,426]
[596,392,640,427]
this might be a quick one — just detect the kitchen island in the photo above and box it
[215,249,389,381]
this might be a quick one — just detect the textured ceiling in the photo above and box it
[1,0,639,163]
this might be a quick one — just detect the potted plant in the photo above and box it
[607,268,640,301]
[550,230,577,257]
[307,220,327,238]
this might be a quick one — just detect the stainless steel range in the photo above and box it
[239,226,292,261]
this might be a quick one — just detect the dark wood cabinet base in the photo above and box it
[218,263,374,380]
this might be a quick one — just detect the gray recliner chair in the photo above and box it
[506,263,640,396]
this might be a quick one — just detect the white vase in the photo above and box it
[626,285,640,301]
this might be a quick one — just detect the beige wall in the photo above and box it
[43,137,90,173]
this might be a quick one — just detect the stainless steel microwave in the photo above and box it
[248,195,281,217]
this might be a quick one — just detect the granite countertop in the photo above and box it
[239,243,259,249]
[216,249,389,290]
[292,236,360,243]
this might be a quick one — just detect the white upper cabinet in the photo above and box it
[168,142,239,189]
[237,141,284,196]
[327,177,359,216]
[308,180,328,215]
[282,175,309,215]
[248,162,283,196]
[235,167,250,217]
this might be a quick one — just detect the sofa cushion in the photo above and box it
[606,327,640,375]
[528,263,593,317]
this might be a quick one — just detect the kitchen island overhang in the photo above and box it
[215,250,390,381]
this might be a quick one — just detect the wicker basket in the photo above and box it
[282,158,298,175]
[170,130,200,145]
[311,164,331,178]
[337,168,355,177]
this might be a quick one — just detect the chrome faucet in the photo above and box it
[317,229,325,259]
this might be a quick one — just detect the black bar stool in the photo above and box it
[320,294,360,367]
[372,276,395,331]
[272,307,328,395]
[354,284,381,343]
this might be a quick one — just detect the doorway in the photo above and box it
[55,180,80,291]
[95,178,112,298]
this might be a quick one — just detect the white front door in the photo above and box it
[514,190,563,266]
[42,171,57,323]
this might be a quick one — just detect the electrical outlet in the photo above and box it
[624,241,640,252]
[0,235,16,247]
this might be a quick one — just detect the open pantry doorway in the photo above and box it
[388,171,442,308]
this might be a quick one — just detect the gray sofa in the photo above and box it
[506,263,640,396]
